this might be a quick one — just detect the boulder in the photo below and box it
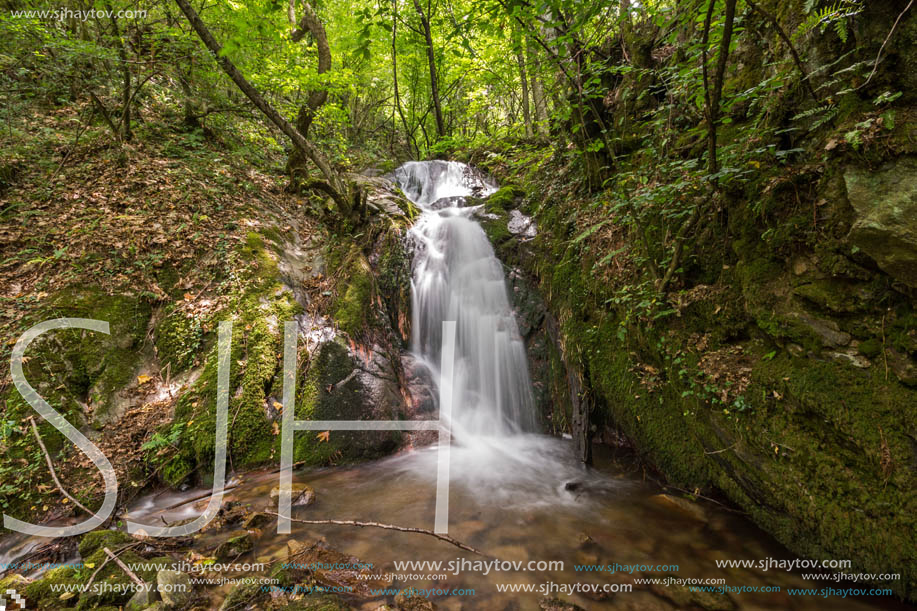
[156,569,193,608]
[269,482,316,507]
[126,586,158,610]
[213,531,253,560]
[844,159,917,287]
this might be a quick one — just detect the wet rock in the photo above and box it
[214,531,254,560]
[508,210,536,239]
[649,494,707,522]
[845,159,917,288]
[156,569,193,608]
[888,348,917,386]
[539,597,586,610]
[429,195,467,209]
[280,539,390,598]
[649,580,735,610]
[242,511,273,529]
[785,311,851,347]
[402,354,437,414]
[270,482,316,507]
[395,592,436,610]
[127,586,158,610]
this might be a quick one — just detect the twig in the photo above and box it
[704,442,737,455]
[327,369,359,392]
[28,417,93,515]
[861,0,914,89]
[84,543,140,592]
[263,512,489,556]
[103,547,145,587]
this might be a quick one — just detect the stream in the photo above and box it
[0,161,906,610]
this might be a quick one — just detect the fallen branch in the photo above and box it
[84,543,140,592]
[103,546,146,587]
[263,512,489,556]
[28,417,92,515]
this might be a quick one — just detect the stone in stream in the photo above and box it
[269,482,316,507]
[649,580,736,611]
[156,569,193,608]
[241,510,272,529]
[126,586,158,610]
[394,592,437,610]
[539,597,587,611]
[280,538,391,598]
[214,530,254,560]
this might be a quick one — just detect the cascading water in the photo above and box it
[394,160,537,437]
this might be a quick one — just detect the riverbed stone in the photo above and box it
[156,569,193,608]
[394,593,436,610]
[126,586,158,610]
[270,482,316,507]
[844,158,917,287]
[649,580,736,610]
[214,530,253,560]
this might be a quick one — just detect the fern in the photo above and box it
[792,104,839,131]
[795,0,862,41]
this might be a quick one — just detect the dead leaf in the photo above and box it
[137,374,152,385]
[316,431,330,443]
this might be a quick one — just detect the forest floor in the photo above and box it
[0,102,310,518]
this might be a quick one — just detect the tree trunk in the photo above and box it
[513,27,533,138]
[391,0,417,156]
[172,0,346,207]
[290,0,330,137]
[703,0,737,175]
[107,3,132,141]
[412,0,445,139]
[527,37,549,136]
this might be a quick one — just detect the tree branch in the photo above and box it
[28,417,93,515]
[172,0,346,207]
[264,512,489,556]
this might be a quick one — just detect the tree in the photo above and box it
[412,0,446,139]
[172,0,354,213]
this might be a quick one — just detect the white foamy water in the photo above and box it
[395,160,537,438]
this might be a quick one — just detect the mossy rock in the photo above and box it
[3,287,151,437]
[484,184,525,213]
[332,258,375,338]
[154,304,204,373]
[78,529,134,557]
[293,340,400,466]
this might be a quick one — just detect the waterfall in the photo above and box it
[394,161,537,436]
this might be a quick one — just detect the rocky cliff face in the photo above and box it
[468,1,917,598]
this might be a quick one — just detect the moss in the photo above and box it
[485,184,525,212]
[78,529,134,557]
[858,338,882,358]
[332,259,374,338]
[166,231,303,484]
[22,568,81,610]
[291,340,400,466]
[478,209,511,247]
[154,304,204,373]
